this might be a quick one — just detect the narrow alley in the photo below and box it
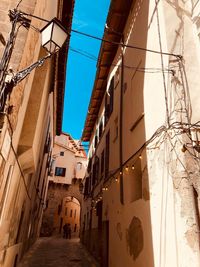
[2,0,200,267]
[18,237,99,267]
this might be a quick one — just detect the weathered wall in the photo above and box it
[0,1,61,267]
[81,0,200,266]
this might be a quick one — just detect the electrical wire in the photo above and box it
[8,10,182,60]
[69,47,175,74]
[16,0,23,9]
[71,28,181,59]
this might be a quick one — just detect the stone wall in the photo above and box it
[0,0,36,71]
[41,181,83,236]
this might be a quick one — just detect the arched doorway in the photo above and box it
[59,196,81,238]
[40,181,83,237]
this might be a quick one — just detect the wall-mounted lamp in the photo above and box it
[0,8,69,111]
[40,17,69,54]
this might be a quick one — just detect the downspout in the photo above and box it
[119,35,124,205]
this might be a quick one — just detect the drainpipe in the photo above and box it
[119,35,124,205]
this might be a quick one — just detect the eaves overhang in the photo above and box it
[81,0,133,142]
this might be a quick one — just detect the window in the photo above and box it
[105,77,114,123]
[105,131,110,179]
[95,156,100,182]
[94,134,98,148]
[60,151,64,156]
[77,162,82,170]
[74,209,76,219]
[109,77,114,114]
[92,156,99,186]
[70,209,73,217]
[55,167,66,177]
[113,116,118,142]
[105,94,110,124]
[101,150,104,178]
[87,158,92,172]
[99,120,103,139]
[65,207,67,216]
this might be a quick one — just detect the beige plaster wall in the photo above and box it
[0,1,60,266]
[82,1,200,267]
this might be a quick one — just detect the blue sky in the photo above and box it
[62,0,110,140]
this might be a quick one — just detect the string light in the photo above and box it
[85,56,200,212]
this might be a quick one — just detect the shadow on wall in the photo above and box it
[122,0,154,265]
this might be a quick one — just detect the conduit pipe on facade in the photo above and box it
[119,35,124,205]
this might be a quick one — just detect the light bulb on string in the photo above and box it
[131,165,135,170]
[125,166,129,171]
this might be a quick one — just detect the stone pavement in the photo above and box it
[17,237,100,267]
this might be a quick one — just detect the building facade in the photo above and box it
[41,133,87,237]
[0,1,74,266]
[81,1,200,267]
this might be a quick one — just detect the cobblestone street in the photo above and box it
[18,237,99,267]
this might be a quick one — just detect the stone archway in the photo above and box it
[61,196,81,238]
[40,181,83,236]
